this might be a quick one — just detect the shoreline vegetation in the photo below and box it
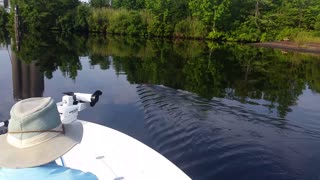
[1,0,320,50]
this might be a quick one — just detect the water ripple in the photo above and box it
[137,84,320,180]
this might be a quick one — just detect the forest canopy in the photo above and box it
[5,0,320,42]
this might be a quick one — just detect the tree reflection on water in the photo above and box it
[10,32,320,118]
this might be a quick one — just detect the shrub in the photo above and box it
[315,14,320,31]
[88,8,147,35]
[108,9,130,34]
[275,28,300,41]
[174,17,207,39]
[74,4,90,32]
[0,7,8,28]
[88,8,110,32]
[146,13,174,37]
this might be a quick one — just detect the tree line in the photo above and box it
[2,0,320,42]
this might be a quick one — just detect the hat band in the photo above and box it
[7,124,64,148]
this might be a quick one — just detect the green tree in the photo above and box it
[11,0,79,31]
[314,14,320,30]
[112,0,145,9]
[90,0,110,8]
[0,7,8,28]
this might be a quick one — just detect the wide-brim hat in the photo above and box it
[0,97,83,168]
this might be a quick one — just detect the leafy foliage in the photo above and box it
[90,0,110,8]
[112,0,145,9]
[88,8,147,35]
[10,0,84,32]
[10,0,320,40]
[174,17,207,39]
[0,7,8,28]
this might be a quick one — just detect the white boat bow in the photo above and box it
[57,120,191,180]
[55,91,191,180]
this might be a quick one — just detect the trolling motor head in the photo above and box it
[63,90,102,107]
[57,90,103,124]
[89,90,103,106]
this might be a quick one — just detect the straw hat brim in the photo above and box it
[0,122,83,169]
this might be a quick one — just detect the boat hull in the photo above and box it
[57,120,191,180]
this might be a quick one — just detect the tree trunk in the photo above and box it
[255,0,260,29]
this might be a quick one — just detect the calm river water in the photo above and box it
[0,33,320,180]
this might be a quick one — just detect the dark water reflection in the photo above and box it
[137,85,320,180]
[0,33,320,179]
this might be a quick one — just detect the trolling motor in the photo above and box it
[0,91,102,131]
[57,90,103,124]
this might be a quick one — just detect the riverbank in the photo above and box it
[252,41,320,54]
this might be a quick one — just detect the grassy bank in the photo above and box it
[294,31,320,45]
